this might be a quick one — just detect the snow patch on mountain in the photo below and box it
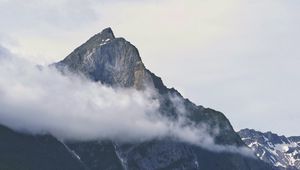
[239,129,300,170]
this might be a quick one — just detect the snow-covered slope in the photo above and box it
[239,129,300,170]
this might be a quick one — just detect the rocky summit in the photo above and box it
[0,28,277,170]
[239,129,300,170]
[56,27,152,90]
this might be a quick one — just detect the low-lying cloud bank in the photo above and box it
[0,50,206,143]
[0,48,254,157]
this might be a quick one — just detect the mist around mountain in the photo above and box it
[0,28,276,170]
[239,129,300,170]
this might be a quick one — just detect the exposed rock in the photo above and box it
[56,27,153,90]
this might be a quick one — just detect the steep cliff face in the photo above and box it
[53,28,275,170]
[56,28,152,90]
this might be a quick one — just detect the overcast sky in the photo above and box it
[0,0,299,136]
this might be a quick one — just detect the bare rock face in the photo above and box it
[56,27,153,89]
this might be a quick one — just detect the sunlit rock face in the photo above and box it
[56,27,153,90]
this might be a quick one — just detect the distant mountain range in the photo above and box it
[0,28,277,170]
[239,129,300,170]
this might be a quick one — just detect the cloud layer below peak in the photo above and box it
[0,48,255,157]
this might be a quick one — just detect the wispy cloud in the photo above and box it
[0,49,205,144]
[0,48,254,157]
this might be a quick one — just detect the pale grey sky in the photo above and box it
[0,0,299,136]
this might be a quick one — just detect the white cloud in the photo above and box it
[0,50,207,144]
[0,50,255,157]
[0,54,161,142]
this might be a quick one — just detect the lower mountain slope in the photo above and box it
[0,125,84,170]
[0,124,274,170]
[66,138,275,170]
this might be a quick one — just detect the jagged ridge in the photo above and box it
[239,128,300,170]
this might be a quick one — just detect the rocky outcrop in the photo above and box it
[56,28,153,90]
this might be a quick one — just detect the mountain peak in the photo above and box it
[84,27,115,48]
[97,27,115,40]
[49,28,274,170]
[56,27,153,89]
